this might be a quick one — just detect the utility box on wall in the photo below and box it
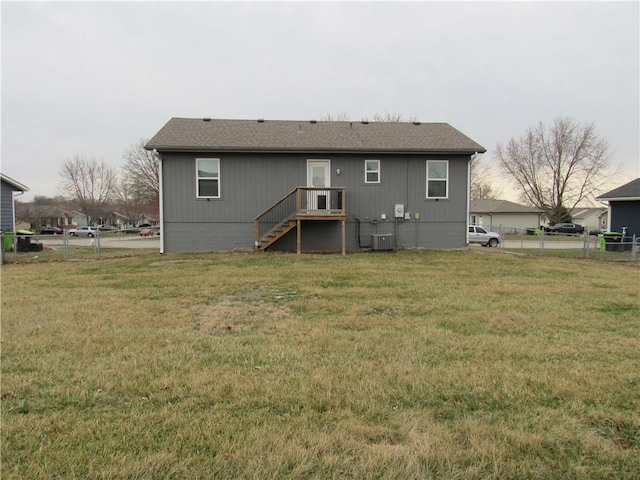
[394,204,405,218]
[371,233,394,251]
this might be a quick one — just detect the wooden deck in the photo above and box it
[254,188,346,254]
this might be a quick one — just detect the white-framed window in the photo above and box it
[365,159,380,184]
[426,160,448,199]
[196,158,220,198]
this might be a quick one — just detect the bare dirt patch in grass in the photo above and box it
[192,288,297,335]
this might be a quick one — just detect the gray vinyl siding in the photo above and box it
[610,200,640,237]
[161,152,471,253]
[271,221,467,252]
[1,181,17,232]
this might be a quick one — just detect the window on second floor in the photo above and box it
[365,159,380,184]
[196,158,220,198]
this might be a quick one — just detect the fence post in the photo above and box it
[94,229,101,260]
[583,232,589,259]
[63,230,68,261]
[632,235,638,263]
[539,230,545,256]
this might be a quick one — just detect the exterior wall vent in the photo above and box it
[371,233,394,251]
[257,119,265,123]
[203,118,211,122]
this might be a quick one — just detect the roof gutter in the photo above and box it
[596,196,640,202]
[145,146,486,156]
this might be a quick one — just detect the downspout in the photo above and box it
[157,152,165,254]
[466,158,471,244]
[12,190,25,231]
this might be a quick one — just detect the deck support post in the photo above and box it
[341,219,346,255]
[296,219,302,254]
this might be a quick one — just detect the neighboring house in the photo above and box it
[17,205,73,231]
[469,199,543,232]
[108,212,129,229]
[1,173,29,232]
[69,210,90,227]
[110,213,158,230]
[108,211,158,229]
[138,214,158,226]
[570,207,608,233]
[146,118,485,254]
[596,178,640,237]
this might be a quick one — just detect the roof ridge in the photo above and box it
[147,117,486,153]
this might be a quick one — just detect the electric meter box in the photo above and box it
[394,204,405,218]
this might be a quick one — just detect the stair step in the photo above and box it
[258,220,298,250]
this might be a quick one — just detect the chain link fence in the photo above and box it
[490,225,639,263]
[2,228,638,264]
[1,231,159,264]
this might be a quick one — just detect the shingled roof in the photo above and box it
[1,173,29,192]
[596,178,640,201]
[146,118,486,154]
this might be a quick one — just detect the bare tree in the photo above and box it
[370,111,417,123]
[320,111,418,123]
[469,154,500,200]
[14,201,37,228]
[495,117,611,224]
[112,177,147,227]
[59,155,118,223]
[320,112,351,121]
[122,139,160,204]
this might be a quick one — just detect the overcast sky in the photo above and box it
[2,1,638,202]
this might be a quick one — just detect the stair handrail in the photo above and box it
[253,187,299,222]
[254,187,300,246]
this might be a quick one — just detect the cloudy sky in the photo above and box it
[2,1,638,202]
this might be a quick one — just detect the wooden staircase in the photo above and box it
[256,216,297,250]
[254,187,347,254]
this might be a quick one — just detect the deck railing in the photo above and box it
[298,187,345,214]
[254,187,346,246]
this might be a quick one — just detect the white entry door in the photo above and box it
[307,160,331,210]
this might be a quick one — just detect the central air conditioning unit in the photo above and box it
[371,233,394,252]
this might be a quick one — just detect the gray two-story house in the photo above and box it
[146,118,485,254]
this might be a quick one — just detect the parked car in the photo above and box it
[69,226,98,237]
[40,226,64,235]
[122,227,140,234]
[544,223,585,235]
[139,228,155,237]
[468,225,501,247]
[98,225,119,232]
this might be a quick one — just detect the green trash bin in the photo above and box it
[2,232,15,252]
[598,233,605,251]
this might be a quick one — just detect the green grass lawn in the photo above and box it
[2,250,639,479]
